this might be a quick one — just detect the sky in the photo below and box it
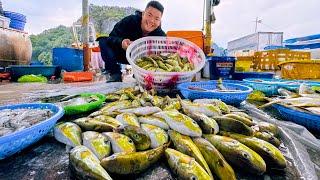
[2,0,320,48]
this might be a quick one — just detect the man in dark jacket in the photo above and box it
[98,1,166,82]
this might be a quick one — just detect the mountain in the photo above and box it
[30,25,73,65]
[89,5,137,34]
[30,4,137,64]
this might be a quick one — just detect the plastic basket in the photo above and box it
[243,78,320,95]
[0,103,64,159]
[235,56,254,72]
[3,11,27,22]
[63,93,106,116]
[279,60,320,80]
[8,19,26,31]
[177,81,253,105]
[126,36,206,93]
[63,72,93,82]
[273,104,320,133]
[233,72,274,80]
[243,78,280,96]
[273,79,319,91]
[253,49,311,70]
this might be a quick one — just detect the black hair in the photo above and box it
[146,1,164,14]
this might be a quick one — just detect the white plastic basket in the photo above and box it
[126,36,206,92]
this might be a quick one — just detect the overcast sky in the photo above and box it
[2,0,319,47]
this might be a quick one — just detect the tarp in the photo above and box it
[285,43,320,50]
[284,34,320,50]
[284,34,320,44]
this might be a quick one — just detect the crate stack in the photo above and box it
[235,56,254,72]
[253,49,311,70]
[3,11,27,31]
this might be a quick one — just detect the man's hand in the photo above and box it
[121,39,132,50]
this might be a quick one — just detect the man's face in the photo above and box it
[141,6,162,34]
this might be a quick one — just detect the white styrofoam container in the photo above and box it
[202,60,210,78]
[0,15,10,28]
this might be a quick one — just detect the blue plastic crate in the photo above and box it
[273,104,320,133]
[8,19,26,31]
[52,48,84,72]
[3,11,26,22]
[177,81,253,105]
[0,103,64,159]
[207,56,235,80]
[233,72,274,80]
[9,65,61,81]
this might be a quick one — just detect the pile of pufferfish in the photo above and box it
[135,53,194,72]
[53,86,286,180]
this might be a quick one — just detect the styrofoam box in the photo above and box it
[0,15,10,28]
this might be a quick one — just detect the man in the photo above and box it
[98,1,166,82]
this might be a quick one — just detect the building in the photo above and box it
[227,32,283,56]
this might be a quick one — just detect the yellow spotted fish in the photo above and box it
[102,132,135,153]
[154,110,202,137]
[141,124,169,148]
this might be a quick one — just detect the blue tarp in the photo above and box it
[284,34,320,44]
[285,42,320,50]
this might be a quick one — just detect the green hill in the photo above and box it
[30,4,137,64]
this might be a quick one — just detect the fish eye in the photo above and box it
[190,176,198,180]
[128,139,134,144]
[109,155,116,160]
[263,146,271,152]
[133,134,140,139]
[242,152,250,159]
[192,121,197,124]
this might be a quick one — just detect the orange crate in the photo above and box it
[63,72,93,82]
[167,31,204,50]
[253,49,311,70]
[279,60,320,80]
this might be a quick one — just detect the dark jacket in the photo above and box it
[106,11,166,49]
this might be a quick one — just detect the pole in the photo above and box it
[255,17,258,33]
[82,0,90,71]
[204,0,212,55]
